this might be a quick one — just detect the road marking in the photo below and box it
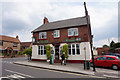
[7,74,25,78]
[5,69,34,78]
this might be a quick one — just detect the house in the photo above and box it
[31,15,93,63]
[0,35,20,55]
[96,47,110,55]
[21,42,32,52]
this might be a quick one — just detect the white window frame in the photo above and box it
[38,45,46,55]
[68,43,80,55]
[54,30,60,38]
[39,32,47,39]
[68,28,78,36]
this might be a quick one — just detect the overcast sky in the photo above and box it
[0,0,119,47]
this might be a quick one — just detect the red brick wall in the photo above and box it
[33,25,90,45]
[96,47,110,55]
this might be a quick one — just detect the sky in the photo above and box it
[0,0,119,47]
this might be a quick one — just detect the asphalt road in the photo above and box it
[1,57,103,79]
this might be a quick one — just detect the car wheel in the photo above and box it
[90,62,93,67]
[112,64,119,70]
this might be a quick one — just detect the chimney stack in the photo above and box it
[43,17,49,24]
[16,35,18,38]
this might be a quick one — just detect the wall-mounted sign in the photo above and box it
[32,37,35,43]
[66,38,81,42]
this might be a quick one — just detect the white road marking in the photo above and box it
[7,74,25,78]
[5,69,34,78]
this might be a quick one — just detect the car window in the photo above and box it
[97,57,106,60]
[107,57,115,60]
[116,56,120,60]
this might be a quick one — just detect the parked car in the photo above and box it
[90,55,120,70]
[104,53,120,58]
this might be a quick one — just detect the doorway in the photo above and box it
[55,45,59,60]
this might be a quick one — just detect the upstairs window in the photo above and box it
[68,28,78,36]
[54,30,60,38]
[39,32,47,39]
[13,43,17,47]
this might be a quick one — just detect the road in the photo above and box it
[1,57,102,79]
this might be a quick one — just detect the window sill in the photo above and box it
[38,38,47,40]
[54,37,60,39]
[68,35,79,37]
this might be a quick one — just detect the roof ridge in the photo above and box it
[46,16,86,25]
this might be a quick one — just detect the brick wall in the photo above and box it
[96,47,110,55]
[33,25,91,45]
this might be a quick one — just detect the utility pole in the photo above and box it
[84,2,96,71]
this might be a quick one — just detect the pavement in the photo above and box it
[13,60,120,79]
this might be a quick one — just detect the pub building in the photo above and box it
[31,15,93,63]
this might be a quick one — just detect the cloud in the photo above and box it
[94,37,118,47]
[1,0,118,47]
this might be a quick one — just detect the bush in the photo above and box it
[11,52,16,58]
[19,51,23,55]
[62,44,69,59]
[46,45,51,60]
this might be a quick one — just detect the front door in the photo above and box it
[55,45,59,60]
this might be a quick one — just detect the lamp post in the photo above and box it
[84,2,96,71]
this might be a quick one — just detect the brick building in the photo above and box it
[31,15,93,63]
[0,35,20,55]
[96,47,110,55]
[21,42,32,52]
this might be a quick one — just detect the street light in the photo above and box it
[84,2,96,71]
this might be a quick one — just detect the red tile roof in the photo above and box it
[0,35,20,43]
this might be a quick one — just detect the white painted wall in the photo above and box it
[68,42,92,60]
[32,45,47,59]
[32,42,92,60]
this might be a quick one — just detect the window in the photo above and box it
[76,44,80,54]
[72,44,75,55]
[97,57,106,60]
[54,30,60,38]
[39,32,47,39]
[13,43,17,47]
[38,45,46,55]
[0,41,3,46]
[68,28,78,36]
[68,44,80,55]
[68,45,71,55]
[107,57,115,60]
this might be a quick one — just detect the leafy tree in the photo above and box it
[103,44,109,48]
[62,44,69,59]
[23,47,32,60]
[46,45,51,60]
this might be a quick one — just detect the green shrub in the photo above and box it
[46,45,51,60]
[62,44,69,59]
[19,51,23,55]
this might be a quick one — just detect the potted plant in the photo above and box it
[62,44,69,59]
[46,45,51,62]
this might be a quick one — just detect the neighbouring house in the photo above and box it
[21,42,32,52]
[0,35,21,55]
[31,14,93,63]
[114,48,120,54]
[96,47,110,55]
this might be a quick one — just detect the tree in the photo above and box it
[23,47,32,60]
[103,44,109,48]
[62,44,69,59]
[110,40,115,48]
[46,45,51,60]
